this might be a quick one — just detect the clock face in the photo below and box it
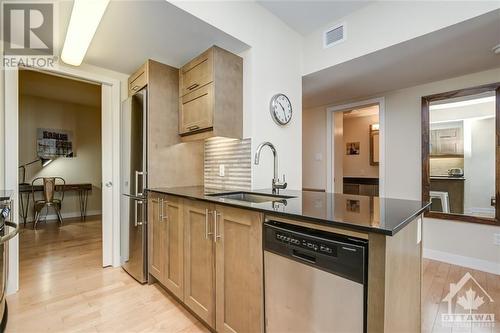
[270,94,292,125]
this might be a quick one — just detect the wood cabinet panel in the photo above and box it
[162,195,184,300]
[183,200,216,328]
[430,127,464,156]
[179,49,213,97]
[148,194,163,281]
[215,205,263,333]
[179,84,214,135]
[128,63,147,96]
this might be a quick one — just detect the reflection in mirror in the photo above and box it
[429,92,495,218]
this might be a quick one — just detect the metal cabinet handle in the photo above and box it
[161,199,168,221]
[187,125,200,131]
[187,83,199,91]
[205,209,214,240]
[214,211,222,243]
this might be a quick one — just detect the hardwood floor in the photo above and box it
[422,258,500,333]
[5,216,499,332]
[6,216,208,333]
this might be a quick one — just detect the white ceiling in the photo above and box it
[19,69,101,107]
[257,1,372,35]
[303,9,500,108]
[57,0,249,74]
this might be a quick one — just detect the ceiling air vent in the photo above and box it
[324,23,346,48]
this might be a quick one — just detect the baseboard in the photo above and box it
[423,248,500,275]
[24,210,102,223]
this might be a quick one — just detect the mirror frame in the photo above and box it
[369,124,379,166]
[421,82,500,225]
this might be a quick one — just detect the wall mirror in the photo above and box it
[422,83,500,225]
[369,124,379,166]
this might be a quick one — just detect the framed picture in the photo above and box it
[37,128,74,159]
[346,142,360,155]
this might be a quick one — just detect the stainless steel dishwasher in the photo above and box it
[264,221,368,333]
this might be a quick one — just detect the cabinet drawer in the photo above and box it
[179,83,214,135]
[129,70,147,95]
[180,50,213,96]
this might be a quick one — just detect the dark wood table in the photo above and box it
[18,183,93,226]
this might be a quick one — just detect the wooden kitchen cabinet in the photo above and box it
[148,194,184,300]
[161,195,184,300]
[214,205,264,333]
[430,126,464,156]
[148,194,163,280]
[178,46,243,139]
[183,199,216,328]
[128,62,147,96]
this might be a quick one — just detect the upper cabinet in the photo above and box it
[430,126,464,156]
[128,62,148,96]
[179,46,243,140]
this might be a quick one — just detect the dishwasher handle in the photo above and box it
[291,249,316,265]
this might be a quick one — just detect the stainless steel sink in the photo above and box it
[208,191,295,203]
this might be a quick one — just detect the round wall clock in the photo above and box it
[270,93,292,126]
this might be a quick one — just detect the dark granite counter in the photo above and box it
[430,176,465,181]
[147,186,430,236]
[0,191,13,202]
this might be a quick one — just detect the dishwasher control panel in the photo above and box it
[275,231,337,257]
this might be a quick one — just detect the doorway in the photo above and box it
[4,65,121,294]
[326,98,385,196]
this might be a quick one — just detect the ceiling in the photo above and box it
[257,1,372,35]
[19,69,101,107]
[57,0,249,74]
[303,9,500,108]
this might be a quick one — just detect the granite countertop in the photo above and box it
[147,186,430,236]
[0,191,13,201]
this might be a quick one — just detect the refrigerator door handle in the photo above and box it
[135,200,144,227]
[135,171,146,196]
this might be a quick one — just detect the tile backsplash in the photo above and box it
[204,137,251,190]
[430,157,464,176]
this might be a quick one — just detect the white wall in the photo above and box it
[19,95,102,219]
[343,114,379,178]
[302,1,500,75]
[171,1,303,190]
[302,67,500,273]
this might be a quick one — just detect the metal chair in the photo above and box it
[31,177,66,229]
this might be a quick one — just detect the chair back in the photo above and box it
[31,177,66,204]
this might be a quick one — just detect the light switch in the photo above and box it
[219,165,225,177]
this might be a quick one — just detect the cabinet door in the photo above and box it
[179,49,213,96]
[161,195,184,300]
[128,63,147,96]
[215,205,264,333]
[179,84,214,135]
[183,199,216,328]
[148,195,163,280]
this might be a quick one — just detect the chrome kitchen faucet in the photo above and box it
[254,142,287,193]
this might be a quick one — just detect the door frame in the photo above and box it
[326,97,385,197]
[4,64,122,294]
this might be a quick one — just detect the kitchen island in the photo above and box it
[146,186,430,333]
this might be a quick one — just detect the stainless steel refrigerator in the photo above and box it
[120,88,148,283]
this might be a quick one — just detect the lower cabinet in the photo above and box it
[148,193,184,300]
[214,205,263,333]
[150,196,264,333]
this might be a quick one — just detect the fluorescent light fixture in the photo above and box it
[61,0,110,66]
[430,96,495,110]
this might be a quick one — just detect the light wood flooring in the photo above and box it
[5,216,500,332]
[6,216,208,333]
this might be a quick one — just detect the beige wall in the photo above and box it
[19,95,102,219]
[302,67,500,272]
[302,106,327,190]
[343,114,379,178]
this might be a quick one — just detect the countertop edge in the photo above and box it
[146,188,430,236]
